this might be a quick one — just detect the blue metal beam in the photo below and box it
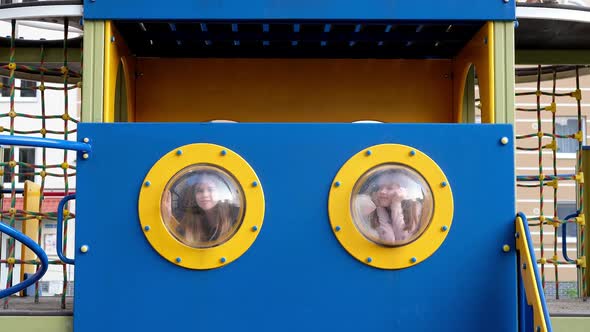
[84,0,515,21]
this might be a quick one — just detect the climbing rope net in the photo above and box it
[515,65,587,300]
[0,18,80,309]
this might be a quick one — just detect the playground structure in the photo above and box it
[0,1,588,331]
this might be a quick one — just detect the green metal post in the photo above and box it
[493,21,515,124]
[81,20,105,123]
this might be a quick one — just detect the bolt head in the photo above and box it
[176,149,182,155]
[366,150,372,156]
[220,257,227,263]
[252,181,258,187]
[500,137,509,145]
[176,257,181,263]
[252,225,258,232]
[80,245,89,253]
[441,181,447,187]
[502,245,510,252]
[82,153,89,159]
[83,137,89,143]
[366,257,372,263]
[335,226,341,232]
[409,150,416,156]
[410,257,417,263]
[334,181,341,187]
[441,225,448,232]
[144,225,150,231]
[220,150,227,156]
[145,181,151,187]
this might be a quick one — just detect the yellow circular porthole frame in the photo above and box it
[328,144,453,270]
[138,143,264,270]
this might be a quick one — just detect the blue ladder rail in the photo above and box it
[0,222,49,298]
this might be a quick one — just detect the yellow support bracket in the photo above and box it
[544,102,556,113]
[575,131,584,142]
[543,140,557,151]
[577,257,586,268]
[571,89,582,101]
[546,179,558,189]
[576,214,585,226]
[576,172,584,184]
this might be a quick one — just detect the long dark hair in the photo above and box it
[176,174,233,245]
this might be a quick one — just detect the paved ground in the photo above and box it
[0,297,72,315]
[547,299,590,316]
[0,296,588,316]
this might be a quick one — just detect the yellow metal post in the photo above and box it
[20,180,41,294]
[583,148,590,298]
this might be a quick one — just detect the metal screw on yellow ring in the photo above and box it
[328,144,454,269]
[138,143,265,270]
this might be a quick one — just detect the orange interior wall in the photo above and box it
[134,59,454,123]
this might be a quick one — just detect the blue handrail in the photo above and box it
[517,212,553,332]
[57,194,76,265]
[562,212,578,263]
[0,134,91,153]
[0,222,49,299]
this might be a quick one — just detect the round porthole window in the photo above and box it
[328,144,453,269]
[161,165,245,248]
[351,164,433,247]
[138,143,265,270]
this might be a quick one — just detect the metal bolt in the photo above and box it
[176,257,181,263]
[522,263,527,270]
[503,0,509,3]
[500,137,509,145]
[110,36,115,43]
[366,150,372,156]
[251,225,258,232]
[80,245,89,253]
[515,232,520,239]
[409,150,416,156]
[441,181,447,188]
[220,257,227,263]
[441,225,448,232]
[83,137,90,143]
[334,181,341,187]
[144,181,151,187]
[220,150,227,156]
[410,257,417,263]
[252,181,258,187]
[335,226,341,232]
[176,149,182,155]
[366,257,372,263]
[82,153,89,159]
[503,245,510,252]
[144,225,150,231]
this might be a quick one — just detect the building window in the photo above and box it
[556,116,585,157]
[556,202,577,240]
[1,77,9,97]
[0,77,37,99]
[2,147,36,183]
[20,80,36,98]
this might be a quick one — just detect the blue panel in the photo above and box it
[75,124,517,332]
[84,0,515,21]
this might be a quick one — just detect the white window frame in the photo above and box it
[0,77,38,103]
[556,201,578,242]
[1,146,38,188]
[555,116,586,159]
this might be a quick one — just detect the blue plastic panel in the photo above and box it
[75,123,516,332]
[84,0,516,21]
